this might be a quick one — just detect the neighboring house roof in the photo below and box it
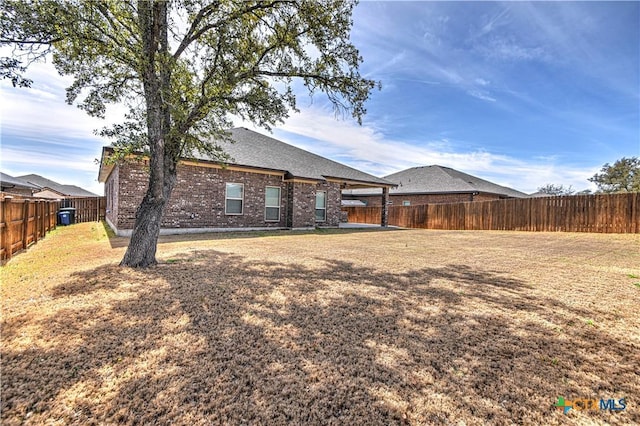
[0,172,40,191]
[99,127,394,188]
[17,174,99,197]
[344,165,527,198]
[529,191,552,198]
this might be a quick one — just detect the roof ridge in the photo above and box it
[437,167,477,191]
[380,165,526,197]
[228,128,393,186]
[16,173,98,196]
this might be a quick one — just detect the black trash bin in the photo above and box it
[59,207,76,224]
[58,211,71,226]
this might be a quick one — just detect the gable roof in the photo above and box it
[100,127,394,188]
[528,191,552,198]
[344,165,527,198]
[199,128,393,186]
[17,174,99,197]
[0,172,40,191]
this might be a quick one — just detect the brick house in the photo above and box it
[0,172,39,197]
[16,174,99,199]
[342,165,527,206]
[98,128,394,236]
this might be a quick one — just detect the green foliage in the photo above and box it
[1,0,376,161]
[536,184,575,196]
[574,189,592,195]
[588,157,640,193]
[0,0,64,87]
[1,0,377,266]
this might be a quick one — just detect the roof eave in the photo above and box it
[98,147,116,183]
[323,175,396,189]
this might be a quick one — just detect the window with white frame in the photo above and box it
[225,183,244,215]
[315,191,326,222]
[402,200,411,206]
[265,186,281,221]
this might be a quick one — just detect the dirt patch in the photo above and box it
[2,223,639,425]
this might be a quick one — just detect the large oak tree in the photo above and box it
[1,0,376,267]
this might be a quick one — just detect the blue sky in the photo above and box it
[1,1,639,195]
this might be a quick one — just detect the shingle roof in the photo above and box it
[528,191,551,198]
[0,172,40,190]
[17,174,99,197]
[103,127,387,188]
[200,128,393,186]
[344,165,527,198]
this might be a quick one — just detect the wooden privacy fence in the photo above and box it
[343,193,639,233]
[60,197,106,223]
[1,194,106,261]
[1,196,58,261]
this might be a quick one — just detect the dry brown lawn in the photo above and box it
[1,222,639,425]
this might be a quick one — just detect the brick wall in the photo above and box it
[1,187,34,197]
[473,193,506,202]
[322,181,342,227]
[286,181,341,228]
[105,165,119,227]
[169,164,290,229]
[116,162,149,229]
[344,192,505,206]
[390,193,475,205]
[106,160,342,231]
[289,181,316,228]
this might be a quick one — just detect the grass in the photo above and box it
[2,222,639,425]
[627,274,640,289]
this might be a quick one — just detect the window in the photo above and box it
[315,191,326,222]
[265,186,281,221]
[402,200,411,206]
[225,183,243,215]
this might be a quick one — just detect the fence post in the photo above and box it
[42,200,47,236]
[21,200,29,250]
[1,196,10,260]
[633,192,638,234]
[381,187,389,227]
[44,200,50,232]
[34,201,40,243]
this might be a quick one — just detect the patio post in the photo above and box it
[381,187,389,227]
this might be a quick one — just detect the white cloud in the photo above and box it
[0,59,114,196]
[251,106,600,193]
[0,60,128,140]
[467,90,496,102]
[1,146,104,196]
[475,36,547,62]
[1,146,98,172]
[3,5,619,198]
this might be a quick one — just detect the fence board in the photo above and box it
[343,193,640,234]
[60,197,106,223]
[1,193,106,261]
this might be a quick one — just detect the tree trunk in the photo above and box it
[120,191,168,267]
[121,0,174,268]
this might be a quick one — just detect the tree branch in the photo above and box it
[173,1,292,60]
